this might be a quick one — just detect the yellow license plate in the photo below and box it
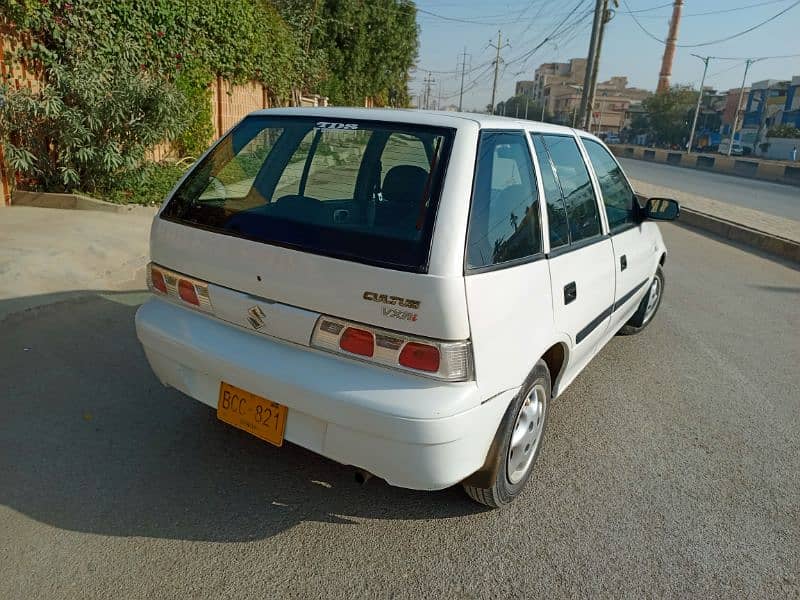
[217,382,287,447]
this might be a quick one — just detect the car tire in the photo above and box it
[619,266,665,336]
[462,360,550,508]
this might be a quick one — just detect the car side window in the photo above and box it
[466,131,542,270]
[582,138,636,231]
[540,134,602,243]
[531,134,569,249]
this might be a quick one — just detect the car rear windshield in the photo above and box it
[162,116,455,272]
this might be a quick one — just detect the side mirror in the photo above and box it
[644,197,680,221]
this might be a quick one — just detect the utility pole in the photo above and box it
[525,97,529,119]
[687,54,710,154]
[422,72,435,110]
[489,31,510,115]
[541,100,546,122]
[657,0,684,93]
[578,0,605,128]
[582,0,616,131]
[457,47,470,112]
[728,59,754,157]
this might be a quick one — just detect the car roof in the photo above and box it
[250,106,581,136]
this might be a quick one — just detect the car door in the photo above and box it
[463,130,553,396]
[530,133,615,372]
[580,137,654,330]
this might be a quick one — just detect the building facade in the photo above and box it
[740,79,788,149]
[521,58,587,104]
[515,81,535,97]
[779,75,800,128]
[543,76,651,134]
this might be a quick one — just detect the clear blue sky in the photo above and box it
[412,0,800,110]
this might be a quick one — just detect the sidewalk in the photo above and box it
[631,178,800,262]
[0,206,156,317]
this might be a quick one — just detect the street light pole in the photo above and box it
[687,54,710,154]
[727,59,754,157]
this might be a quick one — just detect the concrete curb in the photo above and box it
[11,190,143,213]
[678,208,800,264]
[610,145,800,187]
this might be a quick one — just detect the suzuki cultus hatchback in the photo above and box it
[136,108,679,507]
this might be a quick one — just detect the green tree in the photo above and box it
[299,0,419,106]
[641,87,698,146]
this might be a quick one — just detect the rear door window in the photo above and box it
[539,134,602,244]
[531,134,570,249]
[466,131,542,270]
[581,138,637,231]
[163,117,454,272]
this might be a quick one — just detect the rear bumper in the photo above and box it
[135,298,513,490]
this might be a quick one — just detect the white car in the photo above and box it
[135,108,679,507]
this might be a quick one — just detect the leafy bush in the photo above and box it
[0,53,188,193]
[102,161,190,206]
[767,124,800,139]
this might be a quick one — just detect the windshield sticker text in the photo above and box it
[315,121,359,130]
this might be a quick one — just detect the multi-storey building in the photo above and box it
[740,79,790,151]
[516,58,587,105]
[543,76,651,134]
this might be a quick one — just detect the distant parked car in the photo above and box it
[605,133,620,144]
[719,140,743,156]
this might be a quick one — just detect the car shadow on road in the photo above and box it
[0,291,484,543]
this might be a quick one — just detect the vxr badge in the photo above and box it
[247,305,266,330]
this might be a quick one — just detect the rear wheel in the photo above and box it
[463,361,550,508]
[619,266,665,335]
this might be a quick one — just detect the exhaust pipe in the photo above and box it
[354,469,373,485]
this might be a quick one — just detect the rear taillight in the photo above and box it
[147,263,213,313]
[339,327,375,357]
[178,278,199,306]
[151,269,167,294]
[311,316,473,382]
[399,342,440,372]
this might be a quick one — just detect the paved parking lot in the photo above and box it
[1,223,798,599]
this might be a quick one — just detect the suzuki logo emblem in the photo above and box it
[247,305,266,330]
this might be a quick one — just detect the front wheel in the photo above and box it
[463,361,550,508]
[619,265,665,335]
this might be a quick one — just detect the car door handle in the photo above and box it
[564,282,577,305]
[620,255,627,271]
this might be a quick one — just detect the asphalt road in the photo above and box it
[619,157,800,222]
[1,224,798,599]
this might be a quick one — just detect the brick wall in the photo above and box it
[213,78,270,138]
[1,24,41,206]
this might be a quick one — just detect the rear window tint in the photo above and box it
[163,117,455,272]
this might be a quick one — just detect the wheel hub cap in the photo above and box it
[643,277,661,323]
[506,384,546,484]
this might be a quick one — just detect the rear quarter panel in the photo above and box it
[465,260,558,398]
